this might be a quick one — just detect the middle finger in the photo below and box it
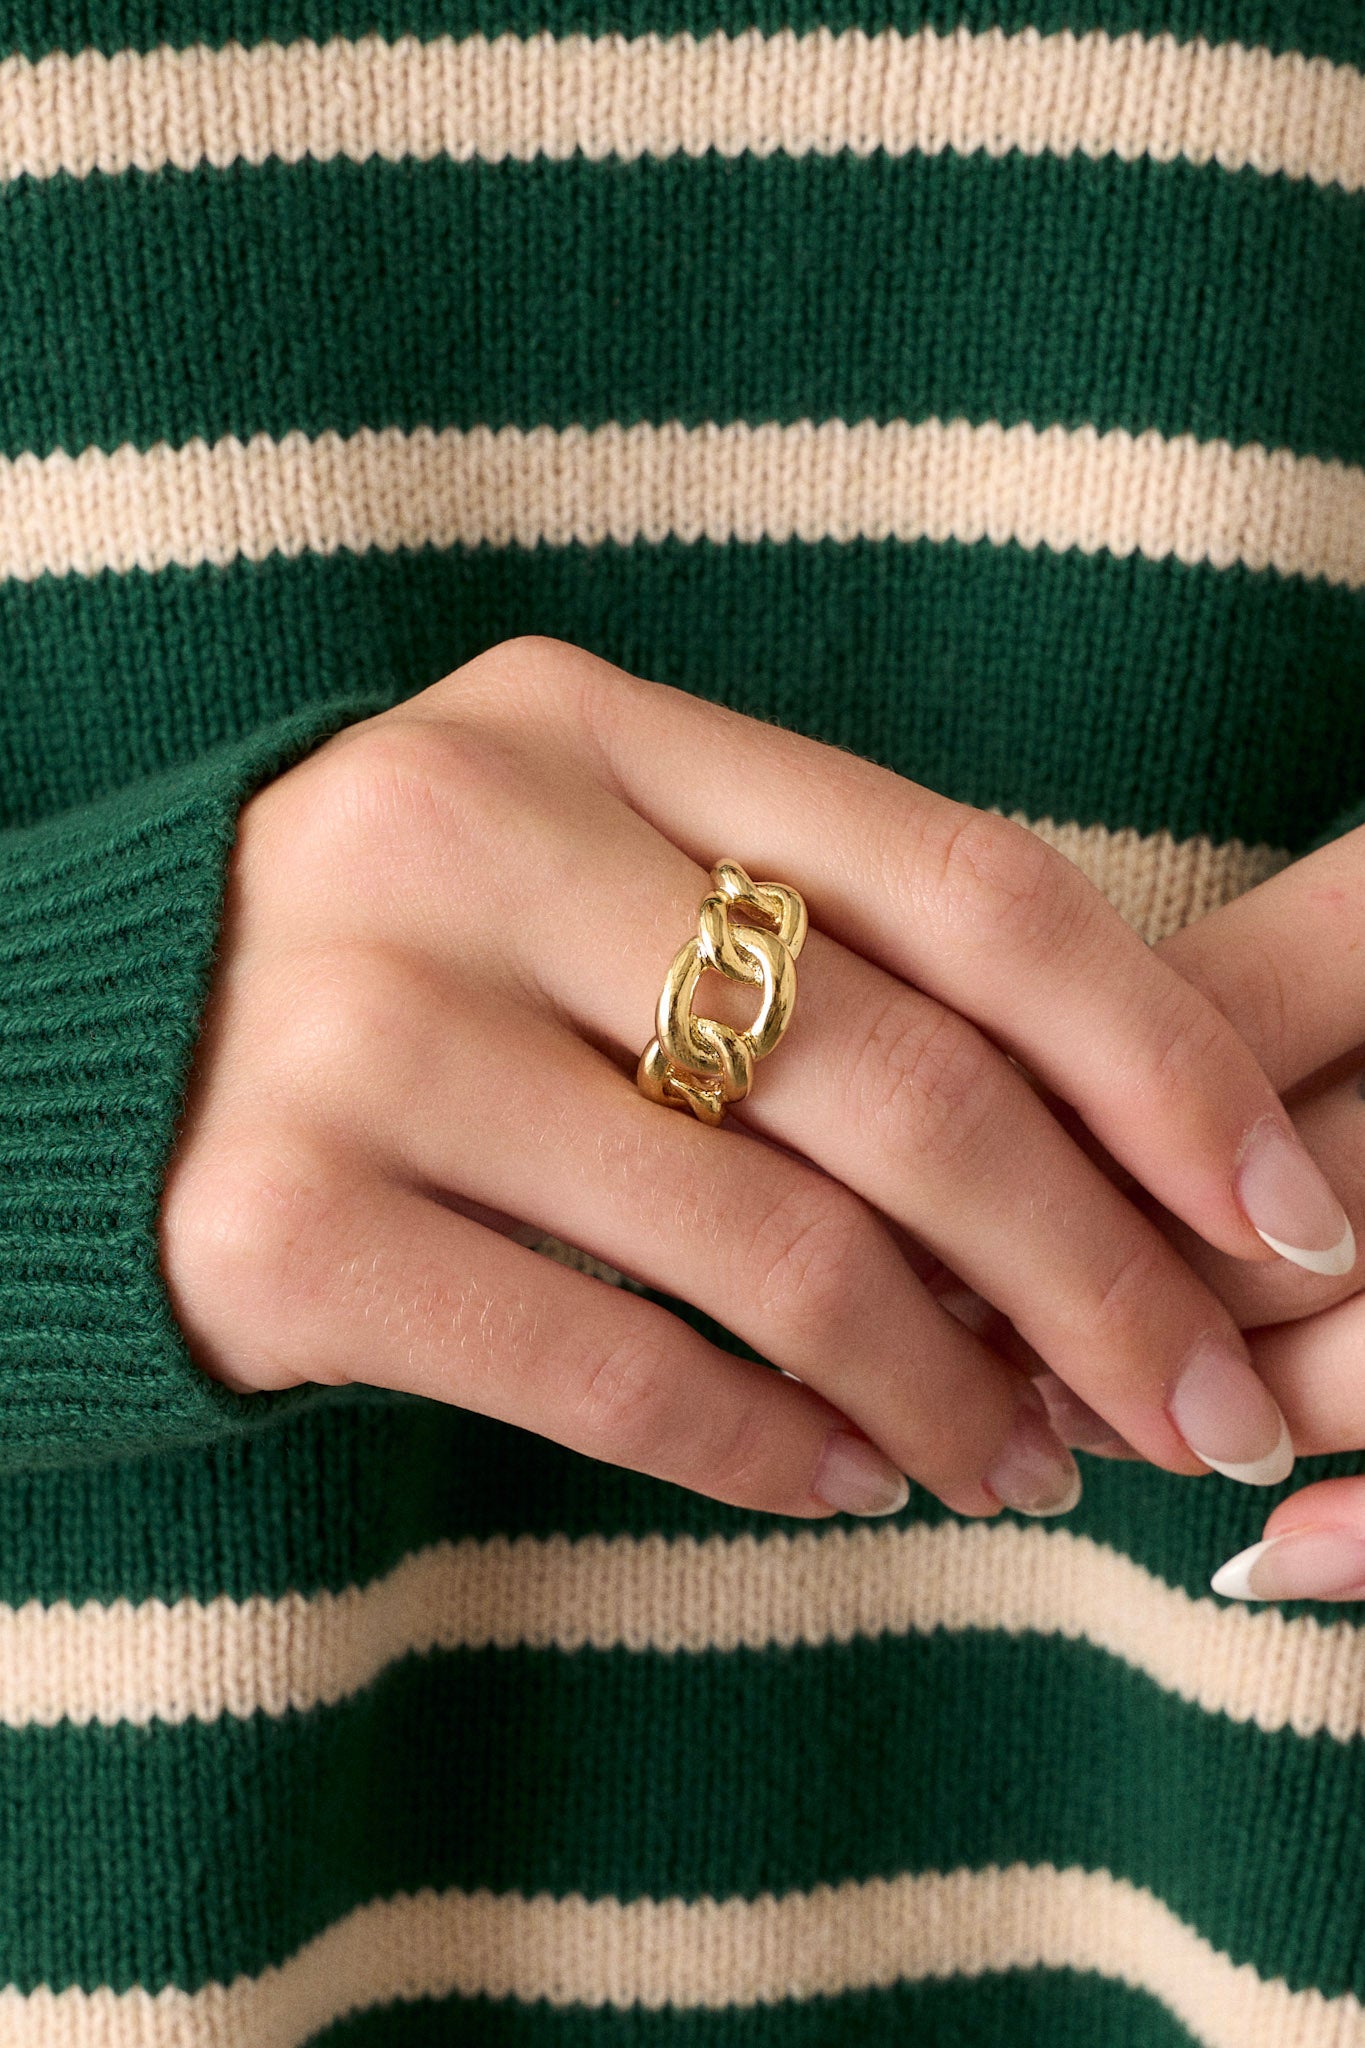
[528,808,1293,1487]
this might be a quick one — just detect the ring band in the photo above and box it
[636,860,808,1124]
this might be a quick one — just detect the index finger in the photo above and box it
[452,638,1354,1280]
[1152,823,1365,1097]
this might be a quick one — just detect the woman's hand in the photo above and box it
[157,638,1347,1523]
[1141,834,1365,1600]
[979,825,1365,1597]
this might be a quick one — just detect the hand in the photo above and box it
[1143,836,1365,1600]
[975,828,1365,1597]
[157,638,1346,1524]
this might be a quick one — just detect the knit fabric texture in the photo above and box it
[1,3,1364,2043]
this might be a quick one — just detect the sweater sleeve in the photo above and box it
[1301,794,1365,858]
[0,691,400,1475]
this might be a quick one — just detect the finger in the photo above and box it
[453,639,1354,1279]
[508,809,1291,1485]
[1154,824,1365,1095]
[256,1167,948,1525]
[1210,1496,1365,1604]
[935,1281,1140,1459]
[877,1221,1137,1450]
[1237,1288,1365,1462]
[319,965,1081,1519]
[1118,1061,1365,1333]
[1205,1285,1365,1591]
[288,703,1287,1482]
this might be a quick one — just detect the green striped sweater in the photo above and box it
[1,3,1363,2042]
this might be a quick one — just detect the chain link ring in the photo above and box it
[635,860,808,1124]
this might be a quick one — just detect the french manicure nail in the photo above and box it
[811,1431,910,1517]
[1210,1528,1365,1602]
[984,1401,1082,1517]
[1235,1114,1355,1277]
[1167,1334,1294,1486]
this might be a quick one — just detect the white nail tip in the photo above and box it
[1210,1537,1279,1600]
[1019,1463,1083,1518]
[1252,1213,1356,1277]
[1195,1411,1295,1487]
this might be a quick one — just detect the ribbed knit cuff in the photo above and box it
[0,693,397,1473]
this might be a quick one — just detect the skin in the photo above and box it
[157,636,1332,1523]
[1000,840,1365,1587]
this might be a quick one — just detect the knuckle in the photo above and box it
[289,713,530,873]
[926,807,1096,956]
[852,997,996,1171]
[566,1323,785,1510]
[566,1327,679,1464]
[1084,1234,1170,1347]
[1142,983,1234,1096]
[747,1179,874,1343]
[470,632,587,681]
[491,632,591,675]
[160,1135,349,1377]
[1219,939,1292,1089]
[695,1396,783,1508]
[160,1143,267,1297]
[267,942,433,1099]
[302,717,453,848]
[491,637,648,789]
[438,635,613,732]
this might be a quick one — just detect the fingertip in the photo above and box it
[1234,1115,1356,1277]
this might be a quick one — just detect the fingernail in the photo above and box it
[1210,1528,1365,1602]
[984,1401,1082,1517]
[811,1431,910,1516]
[1031,1370,1133,1455]
[1234,1115,1355,1277]
[1167,1334,1294,1485]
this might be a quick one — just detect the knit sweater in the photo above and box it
[1,4,1363,2043]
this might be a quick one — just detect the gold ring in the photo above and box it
[635,860,808,1124]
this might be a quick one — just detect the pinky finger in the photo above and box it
[317,1181,918,1522]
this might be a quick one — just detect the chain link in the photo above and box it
[636,860,808,1124]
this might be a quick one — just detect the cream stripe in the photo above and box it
[4,1864,1363,2048]
[4,417,1362,590]
[6,1519,1365,1739]
[1,26,1361,191]
[1001,811,1291,944]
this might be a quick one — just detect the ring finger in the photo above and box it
[521,812,1291,1487]
[335,968,1090,1519]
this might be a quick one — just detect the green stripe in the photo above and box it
[312,1971,1201,2046]
[0,1352,1350,1610]
[6,1631,1365,1994]
[3,154,1361,466]
[0,1367,1345,1610]
[4,539,1362,851]
[0,1392,441,1607]
[1,0,1360,68]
